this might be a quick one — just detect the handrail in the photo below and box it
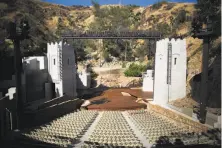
[37,95,72,110]
[0,95,17,141]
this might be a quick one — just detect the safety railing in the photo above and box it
[0,95,17,141]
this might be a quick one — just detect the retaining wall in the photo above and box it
[21,98,84,129]
[148,102,210,132]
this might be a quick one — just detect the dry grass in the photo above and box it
[169,97,198,109]
[46,16,59,30]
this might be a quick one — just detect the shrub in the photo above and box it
[124,63,147,77]
[122,61,126,68]
[91,69,98,79]
[128,4,140,8]
[147,60,154,69]
[174,10,187,27]
[87,64,98,79]
[155,22,171,37]
[152,1,168,10]
[103,50,112,62]
[166,3,175,10]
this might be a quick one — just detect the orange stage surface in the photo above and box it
[87,88,153,111]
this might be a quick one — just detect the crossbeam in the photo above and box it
[61,31,162,39]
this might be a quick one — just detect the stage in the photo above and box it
[87,88,153,111]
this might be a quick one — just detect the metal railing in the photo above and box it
[0,95,17,141]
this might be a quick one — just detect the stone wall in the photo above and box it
[148,102,209,132]
[142,70,154,92]
[62,43,77,97]
[21,98,84,129]
[25,70,48,102]
[23,56,48,71]
[47,42,63,97]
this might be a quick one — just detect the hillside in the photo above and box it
[0,0,221,108]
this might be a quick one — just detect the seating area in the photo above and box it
[2,109,221,148]
[21,110,98,147]
[83,111,144,147]
[127,110,220,145]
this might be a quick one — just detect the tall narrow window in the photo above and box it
[53,59,55,65]
[68,59,70,65]
[174,58,177,65]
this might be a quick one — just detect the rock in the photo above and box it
[121,92,132,97]
[81,100,91,107]
[136,98,143,103]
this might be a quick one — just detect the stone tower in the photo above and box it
[47,41,77,98]
[154,38,187,105]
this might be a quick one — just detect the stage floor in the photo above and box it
[87,88,153,111]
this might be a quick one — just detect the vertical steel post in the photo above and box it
[199,37,209,123]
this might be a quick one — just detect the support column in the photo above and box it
[152,39,157,97]
[14,39,22,129]
[200,37,209,124]
[0,111,5,139]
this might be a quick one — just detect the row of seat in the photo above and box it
[127,110,220,145]
[86,111,144,147]
[21,110,98,147]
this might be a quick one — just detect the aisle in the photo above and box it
[74,112,104,147]
[122,111,152,148]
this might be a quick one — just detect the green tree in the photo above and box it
[90,0,135,31]
[0,3,8,17]
[73,39,87,61]
[124,63,147,77]
[90,1,137,62]
[155,23,171,37]
[133,40,150,61]
[152,1,168,10]
[192,0,221,38]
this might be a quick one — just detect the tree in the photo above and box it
[0,3,8,17]
[155,23,171,37]
[134,40,149,61]
[175,10,187,24]
[90,1,134,31]
[72,39,87,61]
[89,1,137,62]
[192,0,221,38]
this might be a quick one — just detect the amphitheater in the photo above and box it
[2,89,220,148]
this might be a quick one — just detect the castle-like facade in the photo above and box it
[47,42,77,98]
[154,38,187,104]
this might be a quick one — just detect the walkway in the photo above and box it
[122,111,153,148]
[74,110,154,147]
[74,112,104,148]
